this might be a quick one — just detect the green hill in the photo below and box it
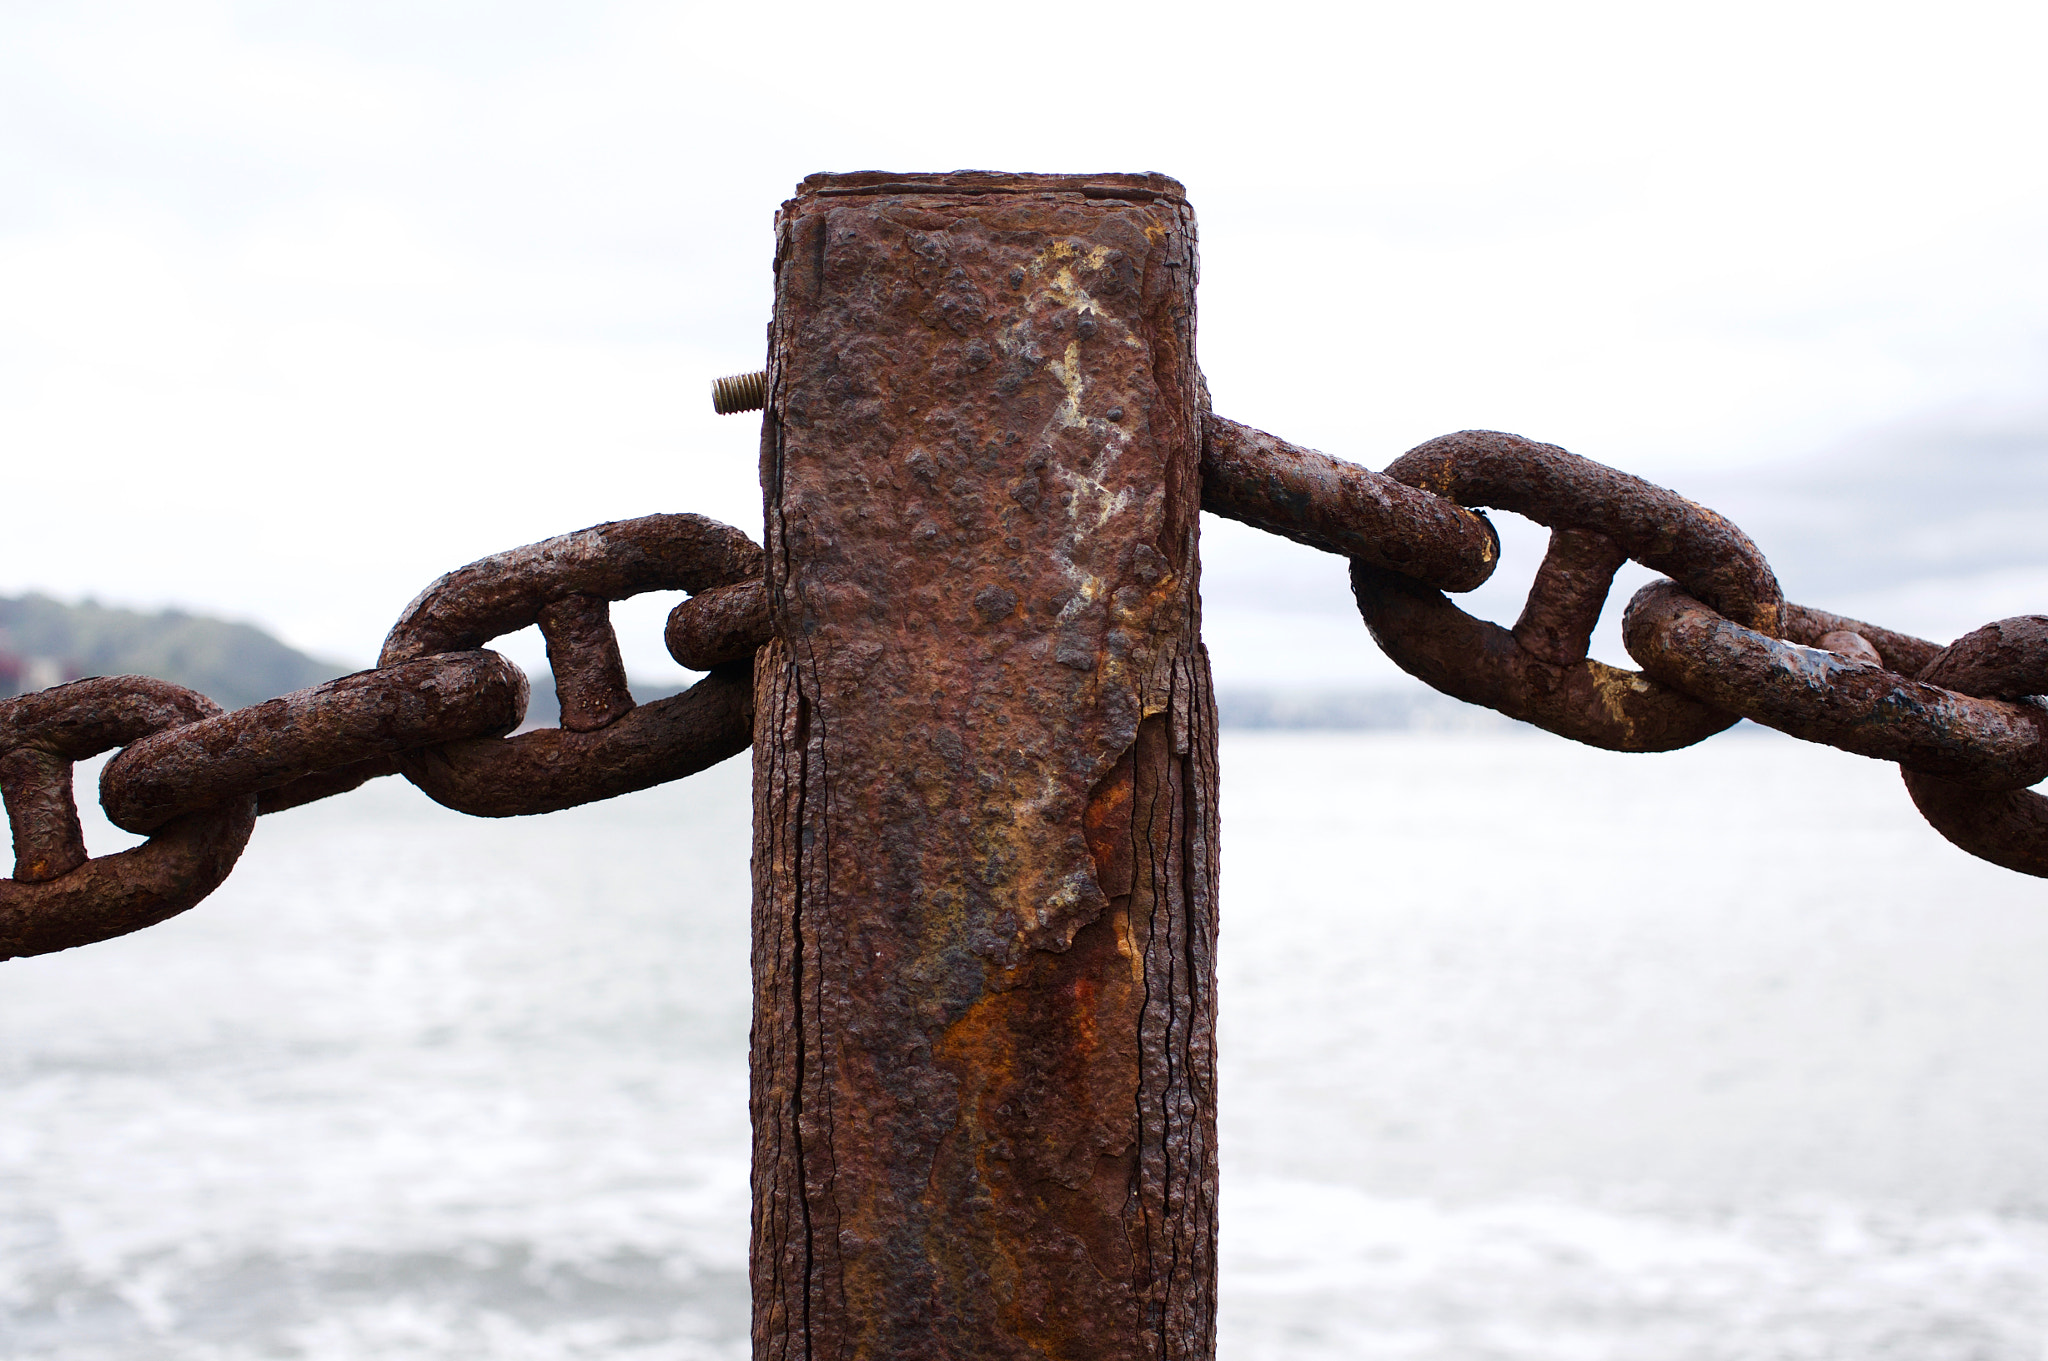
[0,594,349,712]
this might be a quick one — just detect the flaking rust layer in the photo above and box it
[752,172,1220,1360]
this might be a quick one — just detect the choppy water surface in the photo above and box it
[4,731,2046,1359]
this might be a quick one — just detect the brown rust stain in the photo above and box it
[752,172,1218,1360]
[1084,735,1140,905]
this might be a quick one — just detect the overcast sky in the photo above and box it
[5,0,2045,688]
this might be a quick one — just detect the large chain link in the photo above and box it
[2,678,257,959]
[4,419,2042,958]
[1348,428,1779,752]
[375,514,760,818]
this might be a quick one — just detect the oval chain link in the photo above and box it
[377,513,762,817]
[1,677,257,959]
[1351,429,1779,752]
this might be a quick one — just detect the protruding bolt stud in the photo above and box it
[712,370,767,415]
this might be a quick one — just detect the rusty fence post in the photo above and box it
[750,171,1220,1360]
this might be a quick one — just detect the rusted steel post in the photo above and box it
[751,171,1219,1360]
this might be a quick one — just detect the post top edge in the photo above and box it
[791,170,1188,204]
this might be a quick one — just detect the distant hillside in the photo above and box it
[0,594,348,712]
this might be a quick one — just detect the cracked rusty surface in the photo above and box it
[0,676,256,960]
[9,168,2048,1361]
[751,171,1218,1361]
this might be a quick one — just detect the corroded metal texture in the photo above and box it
[0,677,256,959]
[380,513,761,665]
[1624,583,2048,788]
[1895,617,2048,877]
[258,754,404,816]
[102,651,526,832]
[1512,529,1628,667]
[1781,601,1941,677]
[400,663,752,818]
[1198,413,1498,591]
[1350,430,1777,751]
[539,594,635,732]
[1384,429,1784,631]
[1816,629,1885,668]
[666,578,771,670]
[380,512,764,816]
[752,171,1218,1360]
[4,676,223,879]
[1353,560,1738,750]
[1907,776,2048,877]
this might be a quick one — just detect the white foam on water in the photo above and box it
[3,732,2046,1357]
[1222,1180,2048,1360]
[2,760,756,1360]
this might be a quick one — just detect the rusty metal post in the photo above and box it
[750,171,1219,1360]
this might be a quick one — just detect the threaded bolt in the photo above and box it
[712,370,767,415]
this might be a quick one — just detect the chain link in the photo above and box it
[1348,429,1776,752]
[376,513,760,818]
[2,677,257,959]
[4,423,2042,959]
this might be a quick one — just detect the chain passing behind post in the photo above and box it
[6,382,2045,959]
[710,370,2048,875]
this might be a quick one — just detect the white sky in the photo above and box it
[4,0,2045,687]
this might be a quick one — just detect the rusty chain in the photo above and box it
[1204,415,2045,877]
[2,514,761,960]
[4,415,2042,959]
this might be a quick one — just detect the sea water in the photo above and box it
[4,731,2046,1359]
